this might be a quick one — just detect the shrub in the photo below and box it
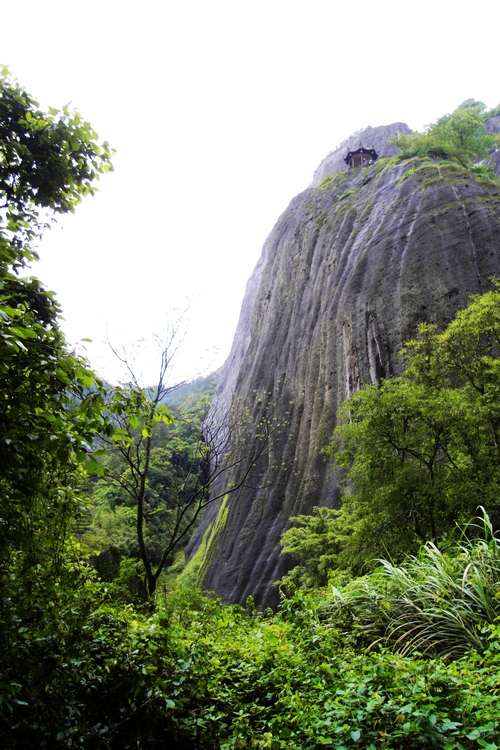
[320,510,500,659]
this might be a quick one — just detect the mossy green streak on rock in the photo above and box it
[179,494,230,588]
[188,122,500,610]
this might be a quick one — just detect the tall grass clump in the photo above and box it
[321,509,500,659]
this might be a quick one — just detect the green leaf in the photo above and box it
[128,414,140,430]
[55,368,71,385]
[10,326,37,339]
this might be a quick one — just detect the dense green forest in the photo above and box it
[2,71,500,748]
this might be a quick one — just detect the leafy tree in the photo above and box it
[281,284,500,580]
[278,506,343,589]
[331,284,500,567]
[393,101,498,168]
[0,65,113,268]
[87,375,217,567]
[0,68,114,592]
[431,105,492,167]
[0,68,116,728]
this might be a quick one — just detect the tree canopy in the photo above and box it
[0,68,114,615]
[0,66,113,268]
[392,101,498,169]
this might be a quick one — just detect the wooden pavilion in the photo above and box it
[344,146,378,168]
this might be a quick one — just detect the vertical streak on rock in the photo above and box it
[450,182,483,293]
[396,194,423,309]
[367,314,389,384]
[342,322,359,397]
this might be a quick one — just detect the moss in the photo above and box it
[476,176,500,188]
[174,525,212,589]
[389,198,403,211]
[338,189,356,202]
[177,494,230,588]
[308,200,333,229]
[424,176,446,189]
[315,209,329,228]
[373,155,402,174]
[436,161,464,173]
[359,198,374,221]
[409,163,439,180]
[432,194,500,215]
[317,171,354,194]
[397,167,417,183]
[318,175,335,190]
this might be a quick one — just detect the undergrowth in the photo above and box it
[321,510,500,659]
[4,517,500,749]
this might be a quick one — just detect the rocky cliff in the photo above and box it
[188,122,500,609]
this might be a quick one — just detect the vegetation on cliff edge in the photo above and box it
[391,99,500,172]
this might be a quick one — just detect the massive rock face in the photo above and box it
[189,124,500,609]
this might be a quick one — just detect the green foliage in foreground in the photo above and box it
[3,571,500,749]
[321,282,500,575]
[321,510,500,660]
[0,68,115,616]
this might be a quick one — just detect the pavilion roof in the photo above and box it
[344,146,378,164]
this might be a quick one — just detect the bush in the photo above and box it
[320,510,500,659]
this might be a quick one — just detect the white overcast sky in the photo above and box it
[2,0,499,385]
